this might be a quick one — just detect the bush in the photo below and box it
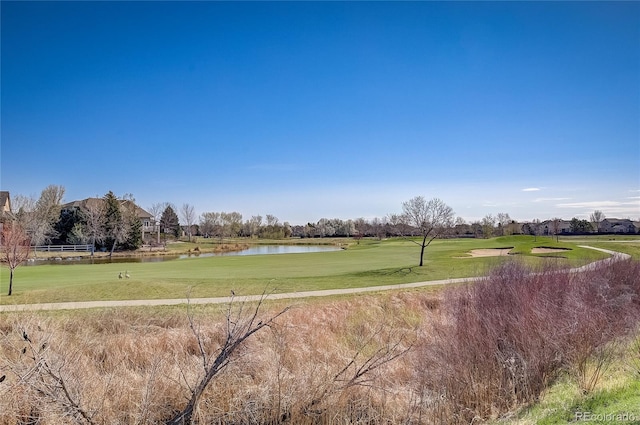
[415,259,640,423]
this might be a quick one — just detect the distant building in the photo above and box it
[598,218,638,234]
[62,198,157,241]
[0,191,11,214]
[0,191,14,235]
[539,219,572,236]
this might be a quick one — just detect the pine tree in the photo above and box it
[123,216,143,250]
[103,191,124,256]
[160,205,180,238]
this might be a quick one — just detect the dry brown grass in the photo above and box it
[1,259,639,424]
[0,294,422,424]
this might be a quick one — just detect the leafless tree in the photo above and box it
[80,201,105,255]
[590,210,605,233]
[245,215,263,238]
[402,197,455,266]
[266,214,279,227]
[531,218,541,241]
[148,202,169,223]
[496,212,512,236]
[481,214,496,238]
[11,194,35,212]
[551,217,562,242]
[149,202,170,244]
[200,212,223,240]
[180,204,196,242]
[167,294,289,424]
[387,213,407,236]
[221,211,242,238]
[1,221,31,296]
[14,186,65,248]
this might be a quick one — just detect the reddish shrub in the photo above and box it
[416,259,640,423]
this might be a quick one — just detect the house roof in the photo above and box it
[602,218,634,225]
[63,198,153,220]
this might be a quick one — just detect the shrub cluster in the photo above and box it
[416,259,640,423]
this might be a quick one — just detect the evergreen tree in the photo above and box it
[160,205,180,238]
[123,216,143,250]
[103,191,125,255]
[55,208,81,244]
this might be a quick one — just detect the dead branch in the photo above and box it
[167,291,289,425]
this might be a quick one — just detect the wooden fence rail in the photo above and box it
[32,244,94,252]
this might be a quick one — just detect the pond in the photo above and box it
[25,245,342,266]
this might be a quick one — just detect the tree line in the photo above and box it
[3,186,620,251]
[7,186,143,255]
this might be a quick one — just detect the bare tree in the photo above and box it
[34,185,65,245]
[180,204,196,242]
[167,294,289,424]
[496,212,512,236]
[80,201,105,256]
[14,186,65,247]
[387,213,407,237]
[200,212,222,240]
[402,197,455,266]
[265,214,279,227]
[199,212,218,238]
[246,215,263,238]
[551,217,562,242]
[590,210,605,233]
[11,194,36,215]
[1,221,31,296]
[531,218,541,241]
[481,214,496,238]
[221,211,243,238]
[149,202,170,244]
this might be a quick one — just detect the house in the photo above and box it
[0,191,11,215]
[0,191,13,235]
[539,219,572,236]
[62,198,158,241]
[598,218,638,234]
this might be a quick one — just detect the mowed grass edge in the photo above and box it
[0,236,612,305]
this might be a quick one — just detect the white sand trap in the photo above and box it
[466,248,513,257]
[531,247,570,254]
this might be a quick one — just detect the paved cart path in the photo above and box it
[0,246,630,312]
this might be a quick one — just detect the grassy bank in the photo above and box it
[0,236,607,305]
[495,333,640,425]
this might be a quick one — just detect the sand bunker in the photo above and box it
[531,247,571,254]
[466,248,513,257]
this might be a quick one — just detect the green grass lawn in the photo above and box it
[496,332,640,425]
[0,236,611,305]
[559,235,640,259]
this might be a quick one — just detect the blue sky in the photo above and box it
[2,1,639,224]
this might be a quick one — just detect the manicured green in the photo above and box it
[0,236,609,304]
[560,235,640,259]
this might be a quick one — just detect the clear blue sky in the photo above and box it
[2,1,639,224]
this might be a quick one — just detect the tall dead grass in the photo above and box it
[0,259,638,424]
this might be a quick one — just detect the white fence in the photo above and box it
[32,244,94,252]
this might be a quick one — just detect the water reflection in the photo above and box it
[179,245,339,259]
[25,245,340,266]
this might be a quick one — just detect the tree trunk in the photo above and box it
[110,239,117,257]
[8,268,14,296]
[419,235,427,267]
